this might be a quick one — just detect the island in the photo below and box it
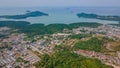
[0,11,48,19]
[77,13,120,21]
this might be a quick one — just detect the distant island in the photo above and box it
[77,13,120,21]
[0,11,48,19]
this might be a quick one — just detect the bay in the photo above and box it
[0,7,119,24]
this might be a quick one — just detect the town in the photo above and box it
[0,24,120,68]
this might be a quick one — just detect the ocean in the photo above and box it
[0,7,119,24]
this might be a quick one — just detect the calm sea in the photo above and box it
[0,7,120,24]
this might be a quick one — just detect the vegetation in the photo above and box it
[34,44,113,68]
[110,23,120,27]
[0,34,8,39]
[68,34,92,39]
[0,21,30,28]
[0,21,102,37]
[0,11,48,19]
[73,37,104,52]
[0,45,12,50]
[16,57,29,63]
[77,13,120,21]
[69,22,102,28]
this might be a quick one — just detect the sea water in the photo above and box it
[0,7,119,24]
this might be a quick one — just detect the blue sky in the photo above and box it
[0,0,120,7]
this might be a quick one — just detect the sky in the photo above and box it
[0,0,120,7]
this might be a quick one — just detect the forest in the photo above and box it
[0,21,102,37]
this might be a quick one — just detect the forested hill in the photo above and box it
[0,11,48,19]
[0,21,102,37]
[77,13,120,21]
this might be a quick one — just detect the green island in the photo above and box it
[77,13,120,21]
[0,11,48,19]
